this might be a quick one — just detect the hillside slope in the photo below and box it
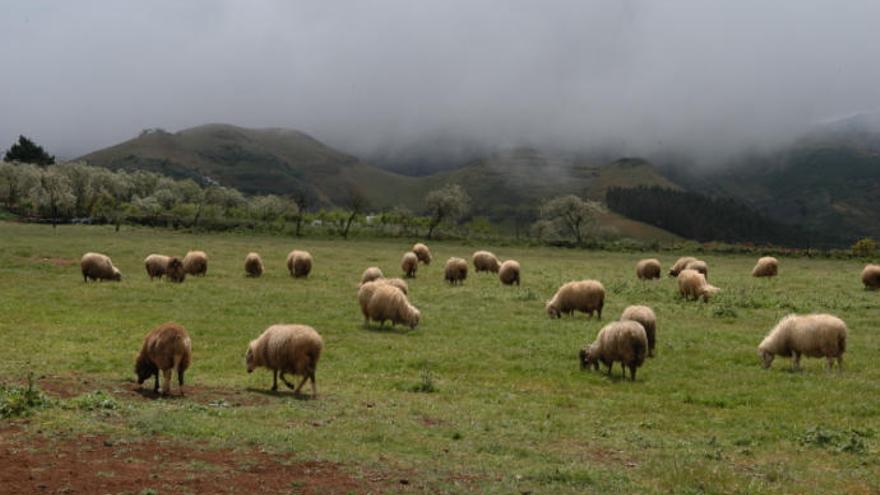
[79,124,423,208]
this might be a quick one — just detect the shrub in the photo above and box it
[852,237,877,258]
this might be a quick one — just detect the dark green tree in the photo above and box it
[4,135,55,166]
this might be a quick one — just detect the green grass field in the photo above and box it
[1,222,878,494]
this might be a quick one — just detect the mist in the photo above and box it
[2,1,879,168]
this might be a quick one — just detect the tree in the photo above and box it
[338,187,368,239]
[538,194,602,245]
[0,162,40,211]
[425,184,470,239]
[29,168,75,228]
[4,135,55,165]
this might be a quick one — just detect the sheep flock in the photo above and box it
[70,239,870,401]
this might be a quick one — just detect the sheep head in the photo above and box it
[546,302,560,319]
[408,308,421,329]
[135,355,157,385]
[245,344,256,373]
[581,344,600,370]
[758,348,774,369]
[112,267,122,281]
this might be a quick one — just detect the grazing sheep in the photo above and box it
[758,314,847,370]
[246,324,323,397]
[412,243,432,265]
[499,260,521,286]
[579,321,648,381]
[677,269,719,302]
[135,322,192,396]
[144,254,186,283]
[669,256,698,277]
[444,257,468,285]
[361,266,384,285]
[182,250,208,276]
[621,305,657,357]
[636,259,661,280]
[546,280,605,319]
[357,279,408,323]
[401,252,418,278]
[244,252,264,277]
[366,284,421,329]
[685,259,709,279]
[286,250,313,278]
[862,264,880,290]
[80,252,122,282]
[752,256,779,278]
[473,250,501,273]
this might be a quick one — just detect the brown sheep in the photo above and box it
[144,254,186,283]
[752,256,779,277]
[677,269,718,302]
[286,250,313,278]
[620,305,657,357]
[499,260,521,286]
[444,257,468,285]
[473,250,501,273]
[246,324,323,397]
[361,266,384,285]
[669,256,698,277]
[401,252,418,278]
[135,322,192,396]
[579,321,648,381]
[357,279,407,323]
[685,259,709,280]
[245,252,264,277]
[366,284,421,329]
[758,314,847,370]
[182,250,208,276]
[412,243,432,265]
[546,280,605,319]
[862,264,880,290]
[636,258,661,280]
[80,252,122,282]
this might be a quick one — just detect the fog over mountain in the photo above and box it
[2,1,879,167]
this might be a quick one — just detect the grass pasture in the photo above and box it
[0,221,878,494]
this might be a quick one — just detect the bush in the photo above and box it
[0,373,50,419]
[852,238,877,258]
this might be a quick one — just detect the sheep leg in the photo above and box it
[837,356,844,371]
[272,370,278,391]
[792,352,801,371]
[177,369,185,396]
[153,373,160,393]
[629,364,637,382]
[292,374,309,395]
[310,372,317,398]
[280,372,298,391]
[161,369,172,396]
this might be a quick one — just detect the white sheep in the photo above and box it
[80,252,122,282]
[580,321,648,381]
[499,260,521,286]
[287,250,313,278]
[758,314,847,370]
[677,269,719,302]
[246,324,323,397]
[401,252,418,278]
[752,256,779,278]
[472,250,501,273]
[620,305,657,357]
[669,256,698,277]
[412,243,432,265]
[444,257,468,285]
[546,280,605,319]
[862,264,880,290]
[366,284,421,329]
[245,252,264,277]
[636,259,661,280]
[361,266,384,285]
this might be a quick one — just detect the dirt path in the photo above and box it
[0,427,391,494]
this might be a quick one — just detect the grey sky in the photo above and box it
[1,1,879,165]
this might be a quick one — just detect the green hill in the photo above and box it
[79,124,423,208]
[79,125,682,242]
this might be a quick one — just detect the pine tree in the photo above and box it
[4,135,55,166]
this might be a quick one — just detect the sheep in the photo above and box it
[444,257,468,285]
[752,256,779,278]
[144,254,186,283]
[357,279,408,323]
[685,259,709,279]
[412,242,432,265]
[758,314,847,370]
[366,284,421,329]
[499,260,521,286]
[669,256,698,277]
[677,269,719,302]
[862,264,880,290]
[286,250,313,278]
[579,321,648,381]
[361,266,384,285]
[636,258,661,280]
[401,252,418,278]
[182,250,208,276]
[546,280,605,319]
[244,252,264,277]
[473,250,501,273]
[246,324,323,397]
[80,252,122,282]
[135,322,192,396]
[620,305,657,357]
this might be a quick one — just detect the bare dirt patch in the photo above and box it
[0,427,393,494]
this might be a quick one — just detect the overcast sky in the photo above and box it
[1,0,879,164]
